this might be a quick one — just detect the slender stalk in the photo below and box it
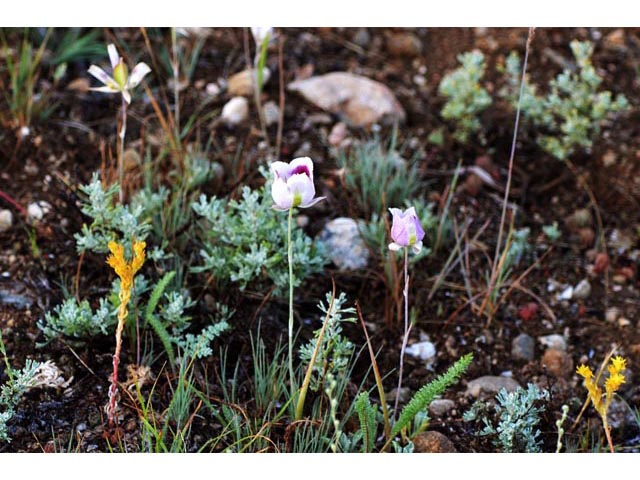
[253,33,271,152]
[482,27,534,324]
[356,301,391,444]
[602,416,614,453]
[108,287,129,427]
[287,206,296,404]
[171,27,180,141]
[296,282,337,421]
[393,247,411,420]
[118,96,128,203]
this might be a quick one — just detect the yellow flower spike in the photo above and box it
[577,355,629,453]
[576,364,593,380]
[611,356,627,374]
[105,239,146,428]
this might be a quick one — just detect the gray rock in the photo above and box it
[538,334,567,351]
[428,399,455,417]
[352,28,371,48]
[511,333,535,361]
[263,101,280,126]
[0,289,34,309]
[288,72,405,127]
[465,376,521,398]
[0,209,13,233]
[573,279,591,300]
[317,218,369,271]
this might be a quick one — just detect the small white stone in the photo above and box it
[538,334,567,351]
[27,202,44,221]
[405,340,437,362]
[0,209,13,232]
[221,97,249,126]
[573,279,591,300]
[205,82,221,98]
[263,101,280,126]
[556,285,573,301]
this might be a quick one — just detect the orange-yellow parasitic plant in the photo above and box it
[576,355,627,452]
[105,239,146,427]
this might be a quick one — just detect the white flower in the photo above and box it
[88,44,151,104]
[251,27,274,47]
[271,157,325,211]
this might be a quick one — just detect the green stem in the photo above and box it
[393,247,410,420]
[287,207,296,406]
[118,96,128,204]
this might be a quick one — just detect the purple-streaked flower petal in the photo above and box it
[411,241,423,254]
[107,44,120,69]
[286,173,315,207]
[289,157,314,181]
[271,177,294,210]
[271,161,293,181]
[88,65,118,89]
[270,157,322,211]
[121,89,132,104]
[299,196,326,209]
[128,62,151,89]
[389,206,425,250]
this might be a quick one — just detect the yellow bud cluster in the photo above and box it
[576,355,627,429]
[106,240,146,325]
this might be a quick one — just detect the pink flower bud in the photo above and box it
[388,207,425,254]
[270,157,325,211]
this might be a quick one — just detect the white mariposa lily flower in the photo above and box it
[88,44,151,104]
[271,157,325,211]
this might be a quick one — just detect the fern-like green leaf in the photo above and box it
[391,353,473,438]
[355,391,378,452]
[145,271,177,368]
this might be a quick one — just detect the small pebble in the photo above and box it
[221,97,249,126]
[428,399,455,417]
[605,307,621,323]
[263,101,280,126]
[538,334,567,351]
[205,82,221,98]
[413,431,457,453]
[541,348,573,378]
[0,209,13,232]
[618,317,631,328]
[511,333,535,362]
[573,279,591,300]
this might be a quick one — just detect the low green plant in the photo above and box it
[0,28,54,134]
[74,174,151,255]
[543,222,562,242]
[463,383,549,452]
[501,40,629,160]
[438,50,492,144]
[192,185,327,296]
[337,133,422,219]
[0,330,42,443]
[37,296,116,344]
[389,353,473,443]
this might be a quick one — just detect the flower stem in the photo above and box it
[287,206,296,406]
[393,248,411,420]
[108,288,129,427]
[602,416,615,453]
[118,96,128,204]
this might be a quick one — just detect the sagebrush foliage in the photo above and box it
[463,383,549,453]
[501,40,629,160]
[438,50,492,144]
[192,185,327,296]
